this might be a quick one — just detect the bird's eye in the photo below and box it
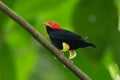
[51,22,55,25]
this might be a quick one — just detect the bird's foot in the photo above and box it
[68,59,73,63]
[59,50,65,56]
[59,50,64,53]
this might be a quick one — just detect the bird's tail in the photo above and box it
[87,42,96,48]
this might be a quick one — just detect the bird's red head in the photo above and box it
[44,20,62,30]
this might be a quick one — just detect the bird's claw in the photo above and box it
[59,50,64,53]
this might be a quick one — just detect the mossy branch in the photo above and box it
[0,1,91,80]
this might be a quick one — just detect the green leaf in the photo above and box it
[102,48,120,80]
[73,0,118,63]
[0,38,16,80]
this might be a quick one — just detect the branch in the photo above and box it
[0,1,91,80]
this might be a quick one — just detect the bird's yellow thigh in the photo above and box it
[69,50,77,59]
[62,42,70,52]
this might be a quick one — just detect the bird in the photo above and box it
[43,20,96,59]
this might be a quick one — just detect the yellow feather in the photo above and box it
[69,50,77,59]
[62,42,70,52]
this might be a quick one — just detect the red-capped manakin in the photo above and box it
[44,20,96,59]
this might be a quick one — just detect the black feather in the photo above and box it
[46,27,96,50]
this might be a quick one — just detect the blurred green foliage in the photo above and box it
[0,0,120,80]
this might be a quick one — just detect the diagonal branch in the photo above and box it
[0,1,91,80]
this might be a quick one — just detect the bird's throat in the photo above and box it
[46,26,54,34]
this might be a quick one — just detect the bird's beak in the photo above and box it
[42,22,46,26]
[42,22,51,27]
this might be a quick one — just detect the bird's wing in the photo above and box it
[49,29,82,40]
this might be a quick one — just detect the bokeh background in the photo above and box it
[0,0,120,80]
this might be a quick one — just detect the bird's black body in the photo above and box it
[46,26,96,50]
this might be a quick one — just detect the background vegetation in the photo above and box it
[0,0,120,80]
